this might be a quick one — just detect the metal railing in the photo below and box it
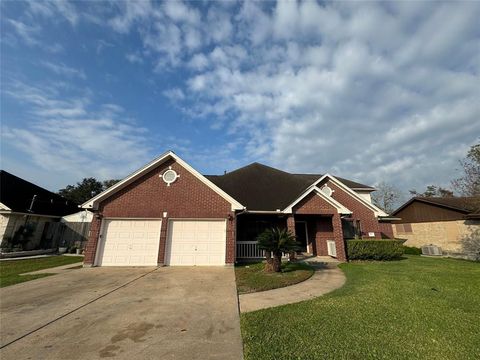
[236,241,290,259]
[236,241,264,259]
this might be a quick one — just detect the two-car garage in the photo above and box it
[96,219,227,266]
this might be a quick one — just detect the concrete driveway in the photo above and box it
[0,267,243,359]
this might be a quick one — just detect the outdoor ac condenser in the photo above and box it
[421,245,443,256]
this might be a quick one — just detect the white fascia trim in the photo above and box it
[283,186,352,214]
[312,174,388,217]
[0,202,11,211]
[0,211,61,218]
[81,151,244,211]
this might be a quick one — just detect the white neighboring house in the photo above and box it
[0,170,78,251]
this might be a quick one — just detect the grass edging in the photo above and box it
[0,255,84,288]
[235,261,315,295]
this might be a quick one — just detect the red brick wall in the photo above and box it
[313,215,346,261]
[324,180,382,239]
[379,222,394,239]
[83,159,235,265]
[293,192,337,214]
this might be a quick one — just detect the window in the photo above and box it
[161,169,179,186]
[395,223,412,234]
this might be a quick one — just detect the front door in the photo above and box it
[295,221,308,253]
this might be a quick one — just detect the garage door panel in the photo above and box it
[98,219,161,266]
[166,220,226,266]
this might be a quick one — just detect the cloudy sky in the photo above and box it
[1,1,479,196]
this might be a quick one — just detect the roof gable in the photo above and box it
[81,151,244,211]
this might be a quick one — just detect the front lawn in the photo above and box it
[235,261,314,294]
[0,255,83,288]
[241,256,480,359]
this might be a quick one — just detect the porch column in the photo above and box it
[286,215,296,236]
[286,215,297,260]
[225,212,236,265]
[332,214,347,261]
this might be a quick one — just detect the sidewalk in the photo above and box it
[238,260,346,313]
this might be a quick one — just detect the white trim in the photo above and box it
[311,174,388,217]
[0,211,61,218]
[0,202,11,211]
[283,186,352,214]
[81,151,244,211]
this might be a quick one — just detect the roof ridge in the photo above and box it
[215,161,293,177]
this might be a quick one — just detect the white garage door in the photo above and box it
[166,220,227,266]
[97,219,162,266]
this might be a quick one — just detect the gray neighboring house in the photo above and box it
[0,170,79,251]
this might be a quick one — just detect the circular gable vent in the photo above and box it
[162,168,179,186]
[320,184,333,197]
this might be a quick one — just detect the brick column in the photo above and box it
[332,214,347,261]
[83,216,102,266]
[157,217,169,266]
[226,212,236,265]
[286,215,296,236]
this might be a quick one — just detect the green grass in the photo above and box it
[241,256,480,360]
[235,261,314,294]
[0,255,83,288]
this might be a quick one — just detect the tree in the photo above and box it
[452,143,480,197]
[256,227,299,272]
[461,227,480,261]
[372,182,403,214]
[409,185,453,198]
[58,178,120,204]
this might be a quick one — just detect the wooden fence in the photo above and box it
[42,221,91,249]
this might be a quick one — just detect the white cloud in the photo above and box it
[27,0,79,26]
[154,1,480,191]
[40,61,86,79]
[125,52,144,64]
[6,19,39,45]
[2,81,152,184]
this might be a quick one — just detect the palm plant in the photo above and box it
[256,227,299,272]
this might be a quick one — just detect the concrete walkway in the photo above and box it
[238,259,346,313]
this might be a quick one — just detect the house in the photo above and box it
[391,197,480,254]
[82,151,394,267]
[0,170,79,251]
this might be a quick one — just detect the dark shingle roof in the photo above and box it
[205,162,373,211]
[0,170,78,216]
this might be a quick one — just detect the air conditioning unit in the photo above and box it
[421,245,443,256]
[327,240,337,257]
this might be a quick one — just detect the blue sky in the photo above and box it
[1,1,479,197]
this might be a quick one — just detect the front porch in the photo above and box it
[235,213,347,262]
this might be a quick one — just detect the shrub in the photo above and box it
[403,245,422,255]
[347,239,405,261]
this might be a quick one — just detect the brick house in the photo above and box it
[82,151,394,266]
[391,197,480,255]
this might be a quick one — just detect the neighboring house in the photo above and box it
[82,151,394,267]
[391,197,480,254]
[60,210,93,250]
[0,170,78,251]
